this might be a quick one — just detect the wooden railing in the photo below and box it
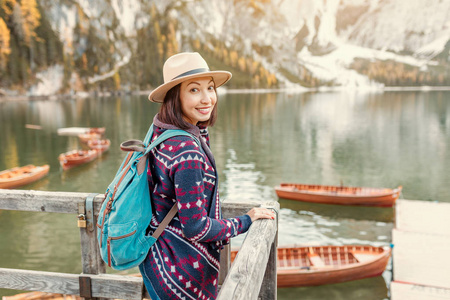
[0,189,279,300]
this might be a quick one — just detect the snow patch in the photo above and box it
[110,0,142,35]
[88,54,131,84]
[414,33,450,59]
[29,65,64,96]
[299,42,434,88]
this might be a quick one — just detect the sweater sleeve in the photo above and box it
[171,143,252,243]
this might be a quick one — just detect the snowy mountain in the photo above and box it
[2,0,449,96]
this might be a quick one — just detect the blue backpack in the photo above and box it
[96,124,196,270]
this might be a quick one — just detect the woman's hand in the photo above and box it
[246,207,276,222]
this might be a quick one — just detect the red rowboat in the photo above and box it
[275,183,402,207]
[4,244,389,299]
[0,165,50,189]
[78,132,102,143]
[87,139,111,154]
[231,245,391,288]
[88,127,106,135]
[58,150,98,170]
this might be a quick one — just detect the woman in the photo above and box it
[139,52,275,300]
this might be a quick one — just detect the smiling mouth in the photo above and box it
[197,107,211,114]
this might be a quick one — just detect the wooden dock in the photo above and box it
[391,199,450,299]
[0,189,279,300]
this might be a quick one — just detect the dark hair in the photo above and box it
[159,83,218,129]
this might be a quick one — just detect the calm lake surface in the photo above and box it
[1,90,449,299]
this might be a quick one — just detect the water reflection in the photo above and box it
[0,211,81,272]
[214,91,450,203]
[278,199,394,223]
[278,276,389,300]
[1,90,449,299]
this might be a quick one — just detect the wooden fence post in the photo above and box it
[219,244,231,285]
[258,205,278,299]
[0,190,278,299]
[217,201,279,300]
[258,231,278,299]
[79,194,107,300]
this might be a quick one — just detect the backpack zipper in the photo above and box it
[107,229,137,267]
[107,238,111,267]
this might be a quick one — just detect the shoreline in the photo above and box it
[1,85,450,102]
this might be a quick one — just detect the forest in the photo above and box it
[0,0,449,96]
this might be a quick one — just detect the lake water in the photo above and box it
[1,90,449,299]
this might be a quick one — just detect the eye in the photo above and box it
[208,85,215,91]
[190,88,199,93]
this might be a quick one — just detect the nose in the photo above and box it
[200,89,213,104]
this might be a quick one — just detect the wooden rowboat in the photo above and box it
[275,183,402,207]
[87,127,106,135]
[231,245,391,288]
[78,132,102,143]
[2,291,82,300]
[58,150,98,170]
[57,127,105,136]
[0,164,50,189]
[4,245,389,299]
[87,139,111,154]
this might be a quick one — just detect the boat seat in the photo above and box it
[352,252,373,263]
[307,253,326,267]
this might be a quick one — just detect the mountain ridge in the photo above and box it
[0,0,448,96]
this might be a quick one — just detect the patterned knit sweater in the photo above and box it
[139,114,252,300]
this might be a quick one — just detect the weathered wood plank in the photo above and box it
[0,190,259,217]
[79,209,105,275]
[395,199,450,235]
[219,244,231,286]
[0,268,143,300]
[221,200,262,219]
[217,201,279,300]
[392,229,450,289]
[0,190,279,299]
[391,281,450,300]
[0,190,104,214]
[259,220,278,299]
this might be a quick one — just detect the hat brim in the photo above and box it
[148,71,232,103]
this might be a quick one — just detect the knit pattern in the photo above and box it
[140,119,252,300]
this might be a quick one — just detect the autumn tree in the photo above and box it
[1,0,16,20]
[20,0,40,71]
[0,17,11,70]
[20,0,40,45]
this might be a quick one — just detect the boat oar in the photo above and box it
[25,124,42,130]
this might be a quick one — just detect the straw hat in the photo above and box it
[148,52,232,103]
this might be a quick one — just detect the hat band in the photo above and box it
[171,68,210,81]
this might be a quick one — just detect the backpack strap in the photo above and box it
[143,128,199,156]
[120,140,145,152]
[143,124,155,146]
[140,126,200,239]
[152,203,178,239]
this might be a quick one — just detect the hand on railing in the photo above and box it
[246,207,275,222]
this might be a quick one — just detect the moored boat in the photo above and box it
[4,244,389,298]
[78,132,102,143]
[231,245,391,288]
[88,127,106,135]
[274,183,402,207]
[87,139,111,154]
[2,291,81,300]
[57,127,105,136]
[0,164,50,189]
[58,150,98,170]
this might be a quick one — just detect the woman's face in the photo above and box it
[179,76,217,125]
